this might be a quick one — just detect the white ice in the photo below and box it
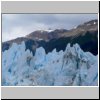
[2,42,98,86]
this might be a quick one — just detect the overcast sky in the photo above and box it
[2,14,98,42]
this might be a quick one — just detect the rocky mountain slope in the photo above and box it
[2,19,98,55]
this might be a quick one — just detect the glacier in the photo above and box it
[2,42,98,86]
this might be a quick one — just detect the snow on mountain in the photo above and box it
[2,42,98,86]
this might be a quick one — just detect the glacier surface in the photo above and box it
[2,42,98,86]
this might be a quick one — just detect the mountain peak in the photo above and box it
[2,19,98,55]
[77,19,98,28]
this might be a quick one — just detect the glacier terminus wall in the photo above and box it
[2,42,98,86]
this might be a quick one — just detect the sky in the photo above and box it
[2,14,98,42]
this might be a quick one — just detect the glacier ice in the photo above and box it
[2,42,98,86]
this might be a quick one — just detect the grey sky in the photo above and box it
[2,14,98,42]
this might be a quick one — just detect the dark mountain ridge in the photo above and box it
[2,19,98,55]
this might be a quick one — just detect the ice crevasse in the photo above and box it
[2,41,98,86]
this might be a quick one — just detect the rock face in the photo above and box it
[2,19,98,55]
[2,42,98,86]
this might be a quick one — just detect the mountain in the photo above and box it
[2,42,98,86]
[26,19,98,40]
[2,19,98,55]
